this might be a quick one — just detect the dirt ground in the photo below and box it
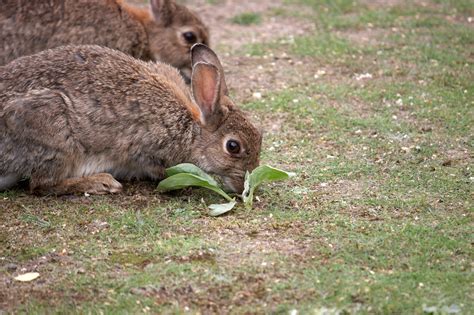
[1,0,473,313]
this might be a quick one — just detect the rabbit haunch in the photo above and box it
[0,45,262,195]
[0,0,209,78]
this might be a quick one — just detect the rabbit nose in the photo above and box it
[223,177,244,194]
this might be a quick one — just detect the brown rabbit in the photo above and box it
[0,44,262,195]
[0,0,209,80]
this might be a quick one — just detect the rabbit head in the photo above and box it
[187,44,262,193]
[144,0,210,81]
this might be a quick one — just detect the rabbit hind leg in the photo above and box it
[32,173,123,196]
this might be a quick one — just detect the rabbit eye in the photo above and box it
[183,31,197,44]
[226,140,241,155]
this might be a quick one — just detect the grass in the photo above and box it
[231,12,262,25]
[1,0,473,313]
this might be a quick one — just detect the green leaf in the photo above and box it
[242,165,295,207]
[157,173,233,202]
[158,163,295,216]
[209,200,237,216]
[165,163,218,186]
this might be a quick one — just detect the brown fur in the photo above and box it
[0,0,209,78]
[0,44,261,195]
[118,1,154,24]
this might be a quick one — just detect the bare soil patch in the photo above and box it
[192,0,315,51]
[0,253,80,310]
[338,28,391,46]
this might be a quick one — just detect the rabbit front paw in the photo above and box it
[33,173,123,196]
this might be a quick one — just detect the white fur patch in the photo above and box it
[75,155,116,177]
[74,156,151,180]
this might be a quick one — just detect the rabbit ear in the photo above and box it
[191,44,228,96]
[150,0,176,26]
[191,62,228,128]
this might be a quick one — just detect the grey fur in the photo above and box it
[0,0,210,77]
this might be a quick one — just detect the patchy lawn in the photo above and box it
[1,0,473,313]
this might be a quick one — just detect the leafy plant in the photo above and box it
[208,201,238,217]
[159,164,233,202]
[157,163,295,216]
[242,165,295,208]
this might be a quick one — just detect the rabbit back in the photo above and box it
[0,45,196,188]
[0,0,149,65]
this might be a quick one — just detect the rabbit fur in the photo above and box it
[0,0,209,80]
[0,44,262,195]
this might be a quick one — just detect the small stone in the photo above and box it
[354,73,373,81]
[6,263,17,271]
[441,160,452,166]
[252,92,262,99]
[421,126,433,132]
[316,69,326,76]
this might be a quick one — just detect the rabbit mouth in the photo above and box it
[220,176,244,194]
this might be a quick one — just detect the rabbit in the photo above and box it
[0,0,209,81]
[0,44,262,195]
